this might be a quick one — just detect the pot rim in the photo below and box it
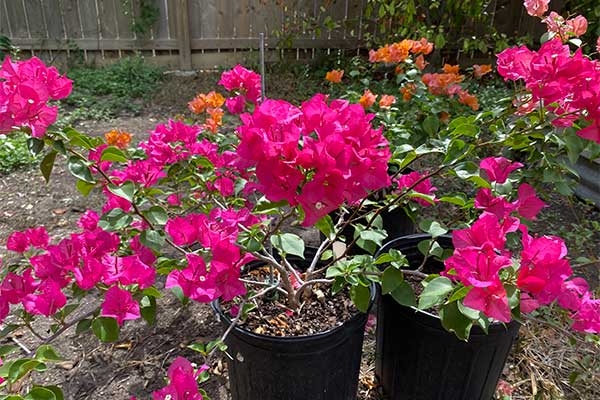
[211,282,376,342]
[377,233,521,331]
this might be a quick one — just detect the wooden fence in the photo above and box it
[0,0,368,68]
[0,0,552,69]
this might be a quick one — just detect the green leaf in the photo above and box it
[92,317,119,342]
[451,124,479,138]
[100,146,128,163]
[144,206,168,225]
[140,296,157,325]
[8,359,46,383]
[75,319,92,334]
[440,301,473,341]
[32,387,62,400]
[98,208,133,231]
[67,156,95,183]
[359,229,387,246]
[419,220,447,238]
[443,139,470,165]
[0,324,20,338]
[315,214,336,240]
[39,151,57,183]
[0,345,19,357]
[417,239,432,256]
[270,233,305,259]
[390,280,417,307]
[418,277,454,310]
[422,116,439,136]
[254,198,288,214]
[24,387,56,400]
[381,266,403,295]
[140,230,165,252]
[35,345,63,362]
[107,181,135,202]
[76,180,96,196]
[142,287,162,298]
[448,286,471,303]
[349,285,371,313]
[439,195,466,206]
[27,138,45,156]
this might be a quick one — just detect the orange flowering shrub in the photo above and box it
[188,91,225,114]
[325,69,344,83]
[104,129,132,149]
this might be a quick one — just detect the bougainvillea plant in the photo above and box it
[0,1,599,397]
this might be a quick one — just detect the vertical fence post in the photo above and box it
[176,0,192,70]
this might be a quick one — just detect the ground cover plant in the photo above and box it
[0,1,599,399]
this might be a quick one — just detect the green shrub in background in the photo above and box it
[0,133,39,174]
[59,56,163,126]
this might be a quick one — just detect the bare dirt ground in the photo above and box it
[0,72,598,399]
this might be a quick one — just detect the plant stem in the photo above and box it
[26,308,99,358]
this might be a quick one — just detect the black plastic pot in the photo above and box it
[212,275,375,399]
[375,234,520,400]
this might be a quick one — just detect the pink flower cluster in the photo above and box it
[236,94,391,226]
[165,207,260,303]
[1,211,155,326]
[0,56,72,137]
[524,0,549,17]
[92,119,240,214]
[218,64,262,107]
[497,39,600,143]
[395,171,438,207]
[542,12,587,39]
[152,357,207,400]
[443,157,600,332]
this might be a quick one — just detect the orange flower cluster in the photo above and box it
[105,129,132,149]
[421,64,464,96]
[473,64,493,79]
[325,69,344,83]
[359,89,377,109]
[369,38,433,64]
[188,91,226,133]
[188,91,225,114]
[379,95,396,109]
[457,90,479,111]
[420,65,479,111]
[400,83,417,102]
[205,108,225,133]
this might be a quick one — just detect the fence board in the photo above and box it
[215,0,234,38]
[113,0,134,39]
[233,0,250,39]
[61,0,82,38]
[166,0,178,40]
[79,0,99,39]
[0,1,12,36]
[5,0,29,38]
[155,0,169,39]
[98,0,118,39]
[23,0,46,38]
[41,0,65,39]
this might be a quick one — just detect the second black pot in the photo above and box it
[375,234,520,400]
